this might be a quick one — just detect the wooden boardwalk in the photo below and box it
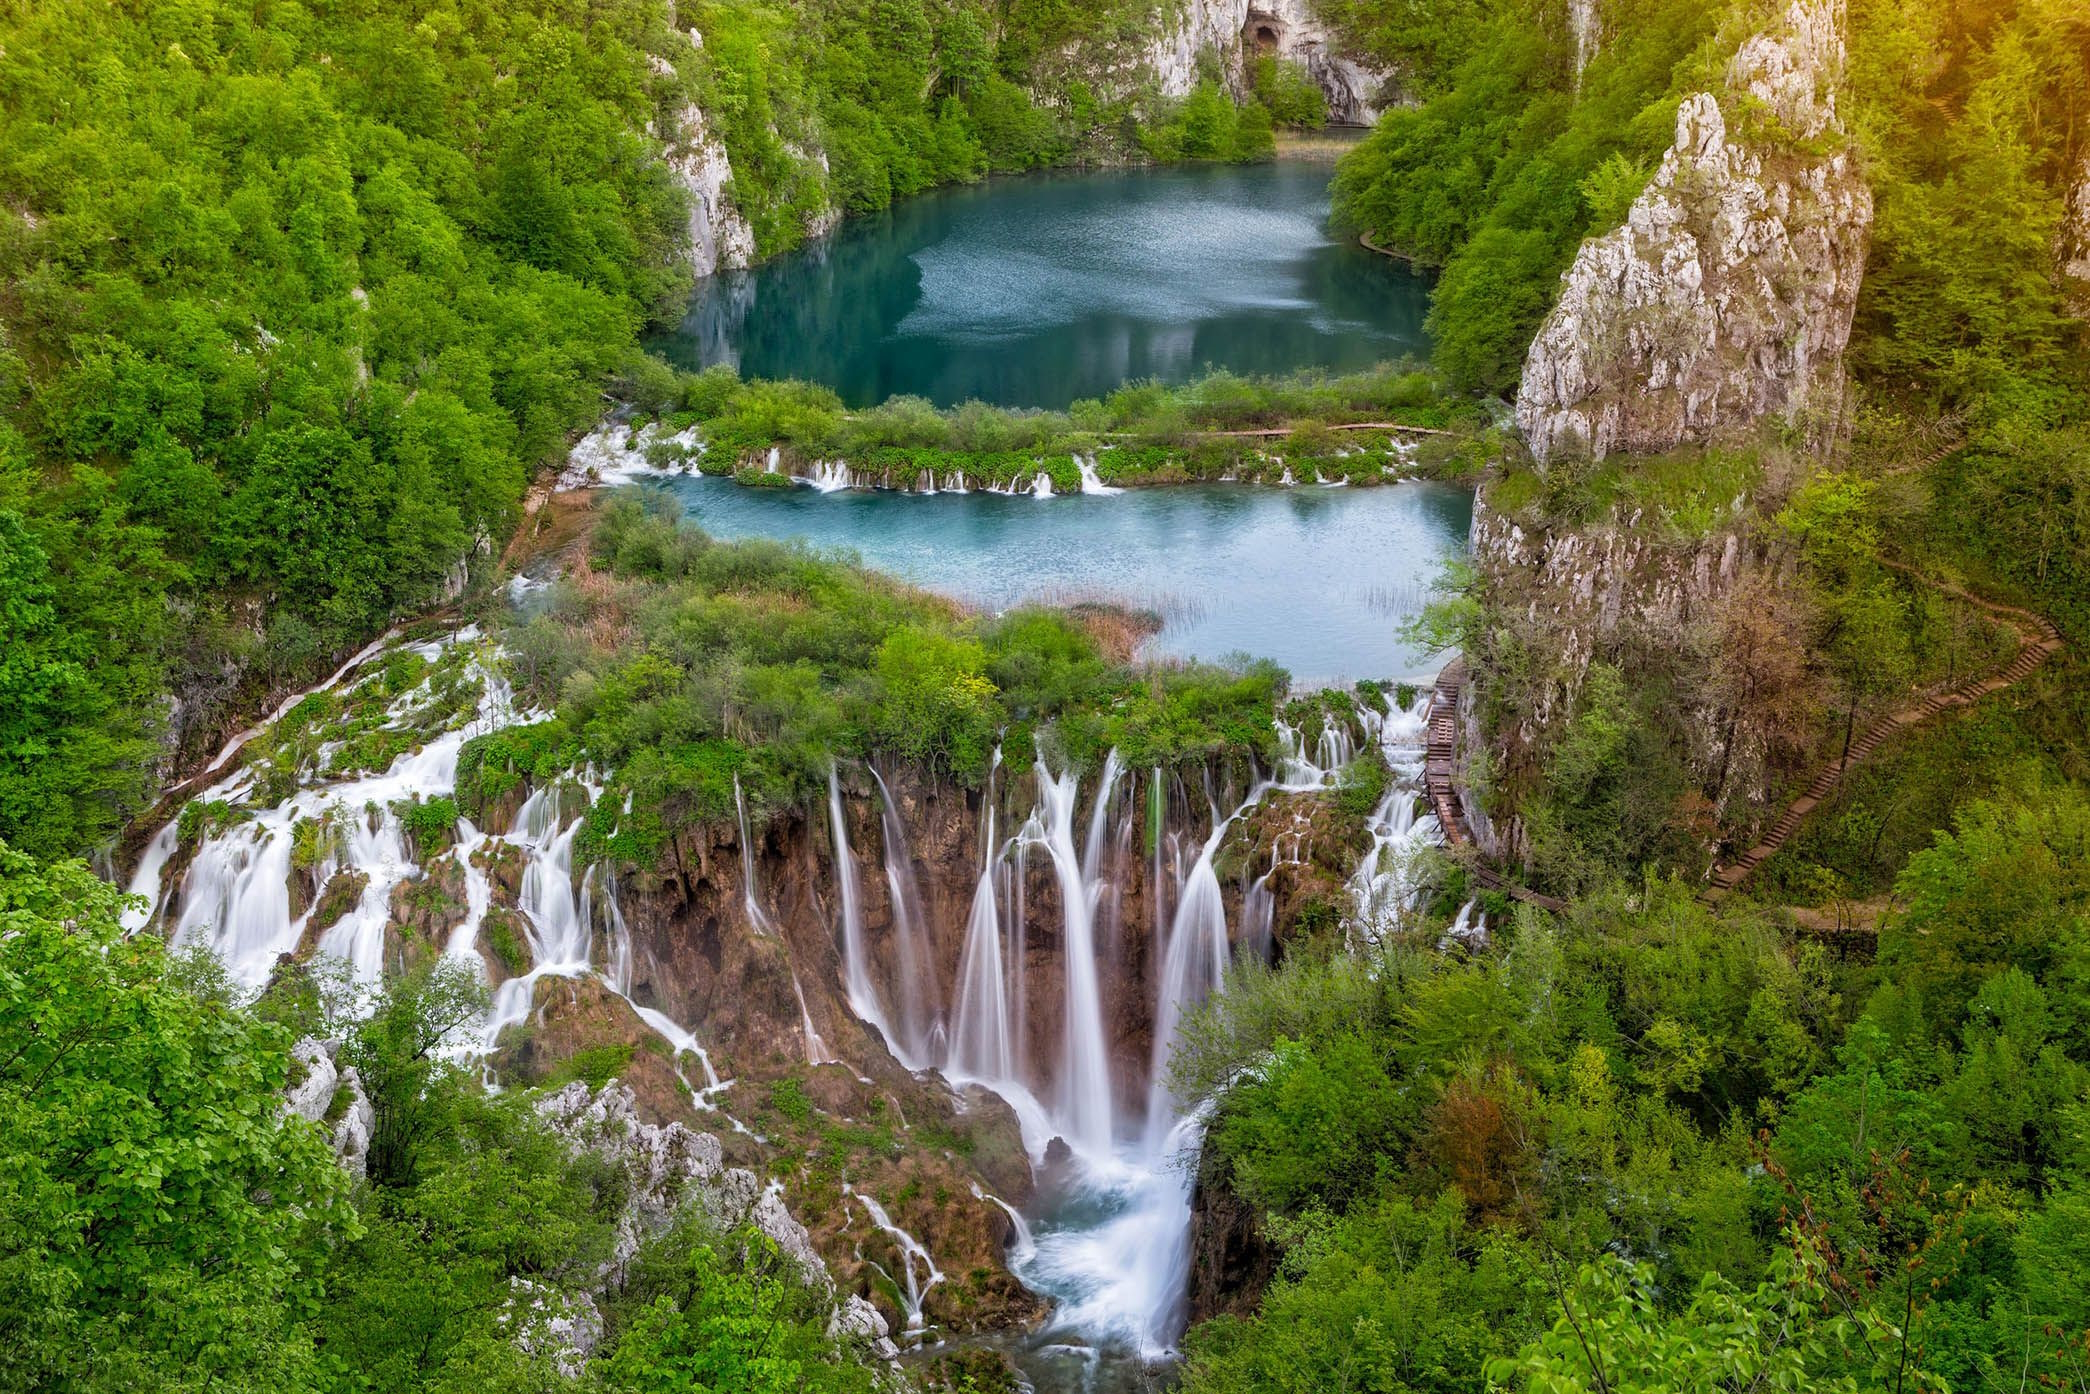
[1702,570,2063,897]
[1423,660,1568,915]
[1423,567,2062,912]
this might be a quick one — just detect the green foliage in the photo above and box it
[395,796,460,856]
[1331,0,1717,390]
[455,721,581,821]
[1183,1193,1545,1394]
[769,1076,816,1128]
[1486,1248,1885,1393]
[347,959,495,1191]
[1141,82,1278,163]
[1175,882,1868,1385]
[596,1220,879,1392]
[1214,1033,1408,1212]
[0,0,691,849]
[0,843,349,1391]
[1252,57,1329,130]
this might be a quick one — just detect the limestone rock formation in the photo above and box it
[535,1080,836,1290]
[1148,0,1390,125]
[2063,156,2090,314]
[666,92,757,280]
[505,1279,603,1378]
[1460,473,1823,869]
[285,1036,374,1178]
[1516,0,1873,465]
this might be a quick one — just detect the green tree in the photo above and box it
[0,843,348,1392]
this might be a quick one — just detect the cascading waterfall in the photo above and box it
[124,629,732,1111]
[871,766,944,1067]
[160,634,511,993]
[478,781,596,1049]
[1022,756,1115,1156]
[827,769,898,1052]
[1346,692,1441,946]
[850,1188,946,1337]
[125,612,1446,1367]
[1142,815,1233,1152]
[1075,453,1121,496]
[949,750,1014,1083]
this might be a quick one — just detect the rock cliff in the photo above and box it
[1460,468,1821,870]
[1516,0,1872,465]
[2063,155,2090,315]
[1147,0,1390,124]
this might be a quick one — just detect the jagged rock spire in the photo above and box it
[1516,0,1873,466]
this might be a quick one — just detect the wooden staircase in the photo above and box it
[1702,570,2063,898]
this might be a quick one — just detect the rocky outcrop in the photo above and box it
[285,1037,374,1178]
[537,1080,837,1289]
[658,44,758,279]
[1463,474,1821,865]
[504,1279,603,1378]
[1516,0,1872,465]
[1184,1144,1278,1324]
[2063,156,2090,314]
[1145,0,1390,124]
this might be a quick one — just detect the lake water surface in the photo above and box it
[652,161,1433,408]
[657,474,1472,683]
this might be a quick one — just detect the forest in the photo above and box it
[3,0,2090,1389]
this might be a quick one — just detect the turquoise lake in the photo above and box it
[651,161,1433,408]
[653,474,1472,683]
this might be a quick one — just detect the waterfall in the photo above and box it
[1075,453,1122,496]
[828,769,897,1051]
[157,636,509,993]
[850,1188,945,1339]
[477,782,595,1050]
[1142,816,1232,1151]
[949,750,1013,1083]
[1024,756,1114,1156]
[120,822,179,933]
[732,777,774,937]
[1346,692,1441,946]
[803,458,855,493]
[871,767,943,1067]
[1030,471,1054,499]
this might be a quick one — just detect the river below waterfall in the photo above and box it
[650,473,1473,683]
[650,161,1433,408]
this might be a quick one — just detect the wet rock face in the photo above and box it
[1185,1142,1277,1324]
[1516,0,1873,464]
[2063,156,2090,314]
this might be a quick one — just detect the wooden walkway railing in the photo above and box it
[1422,566,2062,913]
[1701,567,2063,897]
[1424,661,1569,915]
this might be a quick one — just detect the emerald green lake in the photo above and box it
[651,162,1433,408]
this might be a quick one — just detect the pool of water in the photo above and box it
[650,162,1432,408]
[653,473,1472,683]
